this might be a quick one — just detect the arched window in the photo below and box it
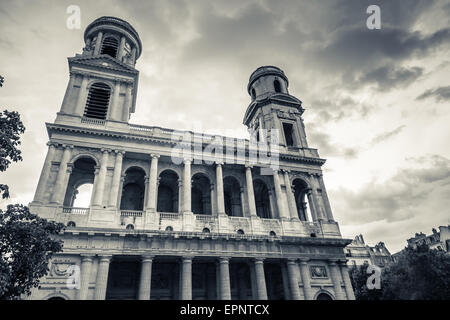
[316,292,333,300]
[84,82,111,120]
[237,229,245,235]
[253,179,272,218]
[293,179,314,221]
[67,221,76,227]
[202,227,210,233]
[274,79,281,93]
[63,157,96,207]
[126,224,134,230]
[157,170,179,213]
[223,176,242,217]
[101,36,119,58]
[165,226,173,232]
[120,167,146,211]
[191,173,212,215]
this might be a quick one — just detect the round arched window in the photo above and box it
[237,229,245,235]
[67,221,76,228]
[269,231,277,237]
[165,226,173,232]
[126,224,134,230]
[202,228,210,233]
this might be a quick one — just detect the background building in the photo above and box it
[27,16,354,300]
[345,234,393,268]
[406,226,450,253]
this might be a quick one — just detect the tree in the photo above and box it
[0,204,64,299]
[0,76,65,300]
[349,244,450,300]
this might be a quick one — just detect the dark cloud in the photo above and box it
[355,65,423,91]
[331,155,450,224]
[308,96,372,122]
[370,125,406,145]
[416,85,450,102]
[307,127,360,159]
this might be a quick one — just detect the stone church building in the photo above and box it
[27,16,354,300]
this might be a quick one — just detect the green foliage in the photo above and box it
[0,109,25,199]
[350,245,450,300]
[0,204,65,300]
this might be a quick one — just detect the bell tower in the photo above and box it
[243,66,309,150]
[56,16,142,125]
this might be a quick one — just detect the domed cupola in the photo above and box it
[82,16,142,67]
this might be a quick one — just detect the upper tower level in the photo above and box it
[82,16,142,66]
[243,66,309,150]
[56,16,141,126]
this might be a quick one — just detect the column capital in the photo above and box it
[253,258,265,264]
[299,258,310,264]
[183,158,192,164]
[47,141,57,148]
[219,257,231,263]
[150,153,160,159]
[98,255,112,263]
[100,148,111,154]
[182,255,194,262]
[245,164,253,169]
[114,149,126,155]
[282,169,291,174]
[141,255,155,263]
[287,258,298,264]
[80,254,95,262]
[62,144,74,150]
[216,161,224,167]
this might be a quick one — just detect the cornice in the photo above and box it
[46,122,326,166]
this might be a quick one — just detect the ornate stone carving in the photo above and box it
[310,265,328,278]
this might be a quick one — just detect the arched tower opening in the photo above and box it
[191,173,212,215]
[120,167,145,211]
[157,170,179,213]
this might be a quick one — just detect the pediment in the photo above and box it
[69,55,138,74]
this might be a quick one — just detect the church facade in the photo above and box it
[27,16,354,300]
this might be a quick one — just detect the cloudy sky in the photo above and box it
[1,0,449,252]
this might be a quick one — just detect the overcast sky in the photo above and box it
[1,0,449,253]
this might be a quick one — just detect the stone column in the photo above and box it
[75,75,89,117]
[122,83,132,121]
[306,189,318,221]
[216,162,225,215]
[118,36,126,60]
[181,257,192,300]
[299,259,313,300]
[210,184,216,216]
[273,170,289,219]
[77,255,93,300]
[183,159,192,213]
[268,188,278,218]
[110,80,121,121]
[178,179,183,212]
[283,171,298,220]
[329,261,345,300]
[93,31,103,55]
[219,257,231,300]
[33,142,57,204]
[317,174,335,221]
[94,255,112,300]
[239,187,246,217]
[238,268,247,300]
[254,259,268,300]
[249,262,257,299]
[146,154,159,211]
[108,150,124,207]
[61,72,76,114]
[339,261,355,300]
[138,256,154,300]
[245,165,257,216]
[93,149,109,207]
[50,144,73,204]
[280,262,291,300]
[286,259,301,300]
